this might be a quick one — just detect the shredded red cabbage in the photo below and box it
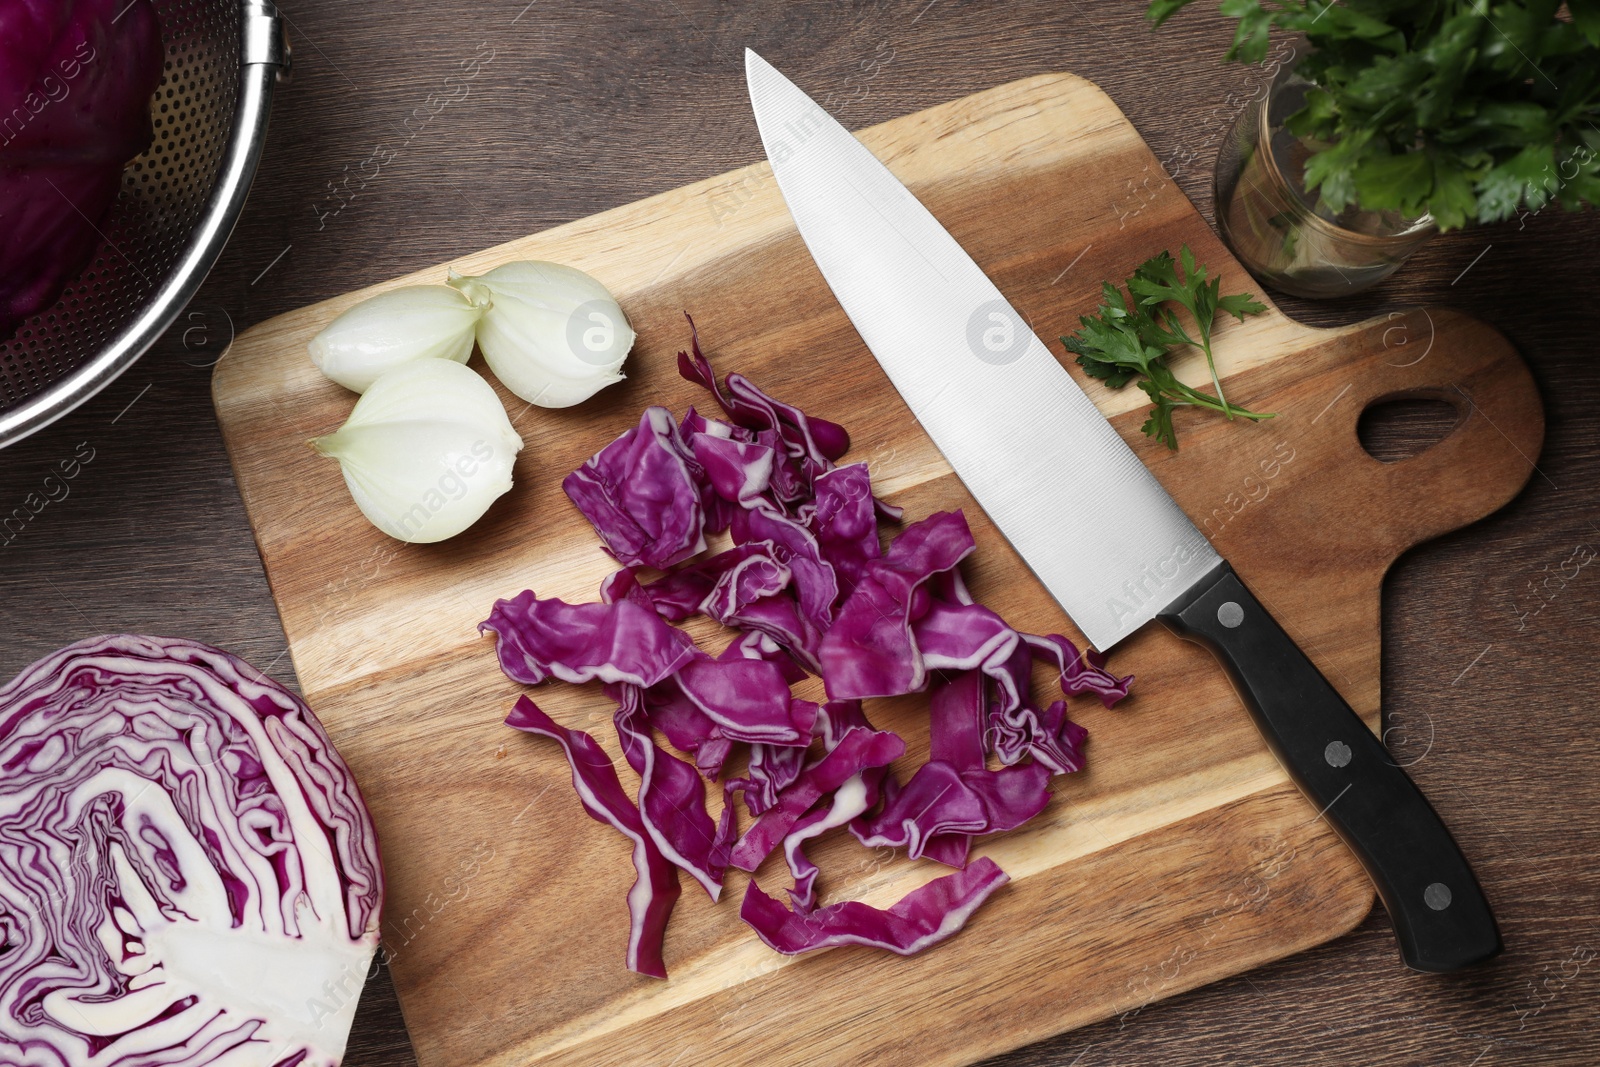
[489,326,1132,976]
[505,696,680,978]
[563,407,709,569]
[482,589,696,687]
[741,857,1010,956]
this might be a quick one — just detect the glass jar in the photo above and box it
[1213,63,1435,299]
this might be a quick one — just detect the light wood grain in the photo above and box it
[211,73,1543,1067]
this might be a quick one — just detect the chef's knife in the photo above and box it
[745,49,1500,973]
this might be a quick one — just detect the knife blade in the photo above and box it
[745,48,1500,973]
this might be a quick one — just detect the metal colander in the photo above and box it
[0,0,289,449]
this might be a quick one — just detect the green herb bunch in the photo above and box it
[1062,246,1270,450]
[1147,1,1600,230]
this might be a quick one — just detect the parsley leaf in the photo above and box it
[1061,245,1272,450]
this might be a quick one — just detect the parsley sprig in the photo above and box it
[1062,246,1270,450]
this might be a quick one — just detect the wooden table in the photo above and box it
[1,3,1595,1064]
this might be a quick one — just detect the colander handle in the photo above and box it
[243,1,291,79]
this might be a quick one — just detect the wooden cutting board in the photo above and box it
[212,72,1542,1067]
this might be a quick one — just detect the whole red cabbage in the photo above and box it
[1,0,164,338]
[0,635,384,1067]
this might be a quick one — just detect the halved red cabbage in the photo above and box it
[741,857,1010,956]
[491,331,1134,974]
[505,696,680,978]
[0,635,383,1066]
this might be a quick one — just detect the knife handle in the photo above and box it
[1158,562,1501,973]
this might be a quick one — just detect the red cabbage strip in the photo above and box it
[481,590,697,687]
[1024,632,1134,708]
[690,433,776,510]
[918,825,975,869]
[990,699,1090,775]
[917,670,988,867]
[0,635,383,1067]
[929,671,986,770]
[505,697,680,978]
[741,857,1010,956]
[729,727,904,872]
[853,761,1054,860]
[820,511,977,700]
[672,656,810,744]
[640,683,734,779]
[816,699,876,749]
[599,565,651,607]
[734,506,839,630]
[803,463,881,594]
[914,599,1020,681]
[677,316,850,474]
[720,593,826,675]
[782,772,879,912]
[563,406,708,569]
[633,658,810,783]
[719,627,810,686]
[732,741,808,815]
[611,686,724,899]
[643,542,791,623]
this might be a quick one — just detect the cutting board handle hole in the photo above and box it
[1357,393,1464,464]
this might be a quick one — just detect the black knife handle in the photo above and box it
[1158,562,1501,973]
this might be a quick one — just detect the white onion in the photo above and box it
[310,358,524,544]
[308,284,483,393]
[447,261,633,408]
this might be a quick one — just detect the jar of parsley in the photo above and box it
[1213,63,1436,298]
[1152,1,1600,299]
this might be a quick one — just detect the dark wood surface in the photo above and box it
[1,2,1594,1065]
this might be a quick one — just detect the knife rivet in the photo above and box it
[1217,601,1244,628]
[1324,740,1353,768]
[1424,882,1453,911]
